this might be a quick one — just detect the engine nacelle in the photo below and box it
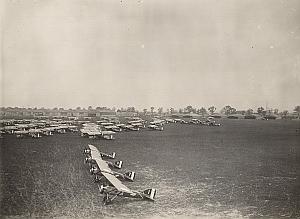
[114,160,123,169]
[99,184,109,194]
[124,171,136,181]
[83,148,91,155]
[85,157,93,164]
[89,166,98,174]
[99,184,104,194]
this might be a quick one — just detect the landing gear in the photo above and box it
[94,175,103,183]
[102,191,121,205]
[103,194,111,205]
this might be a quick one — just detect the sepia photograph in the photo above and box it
[1,0,300,218]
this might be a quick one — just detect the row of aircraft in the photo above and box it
[99,118,164,132]
[0,119,78,138]
[80,117,165,140]
[83,144,156,205]
[163,118,221,126]
[80,123,116,140]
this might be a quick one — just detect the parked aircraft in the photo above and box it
[83,144,156,204]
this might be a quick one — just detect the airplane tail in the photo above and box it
[110,152,116,159]
[143,188,156,201]
[100,151,116,159]
[124,171,136,181]
[114,161,123,169]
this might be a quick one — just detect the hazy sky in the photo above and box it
[2,0,300,111]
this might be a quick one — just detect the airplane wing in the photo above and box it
[89,148,118,175]
[88,144,103,159]
[88,145,133,194]
[102,172,132,194]
[93,158,111,172]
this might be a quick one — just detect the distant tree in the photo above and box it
[231,107,236,114]
[274,109,279,115]
[59,108,64,110]
[222,105,236,115]
[150,107,155,115]
[112,107,116,111]
[88,106,93,110]
[208,106,216,115]
[294,106,300,119]
[96,107,101,110]
[199,107,207,116]
[170,108,175,114]
[143,109,147,115]
[281,110,289,118]
[257,107,264,115]
[185,105,195,113]
[127,107,135,112]
[158,107,163,114]
[246,108,253,115]
[179,108,183,114]
[76,107,81,110]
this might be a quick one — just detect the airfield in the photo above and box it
[1,119,300,218]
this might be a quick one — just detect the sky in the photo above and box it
[1,0,300,111]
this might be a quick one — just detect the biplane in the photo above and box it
[42,127,54,136]
[28,129,42,138]
[83,144,156,204]
[148,124,164,131]
[101,131,116,140]
[103,125,122,132]
[165,118,175,123]
[14,130,29,138]
[123,125,140,131]
[189,118,200,124]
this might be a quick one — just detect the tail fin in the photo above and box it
[143,188,156,201]
[110,152,116,159]
[124,171,136,181]
[114,160,123,169]
[100,151,116,159]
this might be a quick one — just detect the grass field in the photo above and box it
[1,119,300,218]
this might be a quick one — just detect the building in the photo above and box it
[0,107,116,119]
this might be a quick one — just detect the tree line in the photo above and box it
[2,105,300,118]
[117,105,300,118]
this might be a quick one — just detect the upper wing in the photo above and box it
[88,145,133,194]
[88,144,101,157]
[88,145,111,171]
[102,172,132,194]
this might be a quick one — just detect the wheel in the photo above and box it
[103,196,110,205]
